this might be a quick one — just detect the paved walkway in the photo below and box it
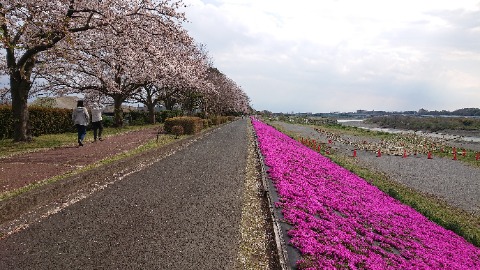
[0,120,249,269]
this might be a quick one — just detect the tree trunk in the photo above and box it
[164,97,176,111]
[143,86,156,124]
[147,103,156,124]
[113,96,124,127]
[10,69,32,142]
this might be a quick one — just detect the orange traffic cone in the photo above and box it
[403,149,407,158]
[377,149,381,157]
[427,152,432,159]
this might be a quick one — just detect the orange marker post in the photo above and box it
[453,152,457,161]
[353,149,357,158]
[403,149,407,158]
[377,149,382,157]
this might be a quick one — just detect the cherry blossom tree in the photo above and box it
[43,31,156,127]
[130,43,212,122]
[0,0,186,140]
[0,86,10,104]
[48,28,206,126]
[205,67,250,116]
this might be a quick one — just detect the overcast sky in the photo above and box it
[181,0,480,113]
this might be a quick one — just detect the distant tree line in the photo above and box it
[418,108,480,117]
[365,115,480,132]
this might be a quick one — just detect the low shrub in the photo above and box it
[0,106,14,139]
[1,106,74,139]
[164,116,203,135]
[210,116,229,125]
[127,111,149,125]
[171,125,184,138]
[159,110,183,123]
[202,119,210,128]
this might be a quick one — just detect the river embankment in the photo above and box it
[338,119,480,152]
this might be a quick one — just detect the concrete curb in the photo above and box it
[251,124,301,270]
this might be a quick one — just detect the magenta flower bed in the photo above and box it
[252,119,480,269]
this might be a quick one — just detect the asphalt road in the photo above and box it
[0,119,249,270]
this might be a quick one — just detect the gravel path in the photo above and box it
[273,121,480,216]
[0,120,250,269]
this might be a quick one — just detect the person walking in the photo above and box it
[91,102,104,142]
[72,100,90,147]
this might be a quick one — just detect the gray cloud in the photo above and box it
[183,1,480,113]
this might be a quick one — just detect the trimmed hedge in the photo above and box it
[159,110,183,123]
[202,119,210,128]
[29,106,74,136]
[0,105,172,139]
[209,116,229,125]
[0,106,14,139]
[0,106,74,139]
[164,116,203,135]
[127,110,183,125]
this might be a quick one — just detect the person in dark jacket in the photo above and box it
[72,100,90,147]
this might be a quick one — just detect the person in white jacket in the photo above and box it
[91,102,104,141]
[72,100,90,146]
